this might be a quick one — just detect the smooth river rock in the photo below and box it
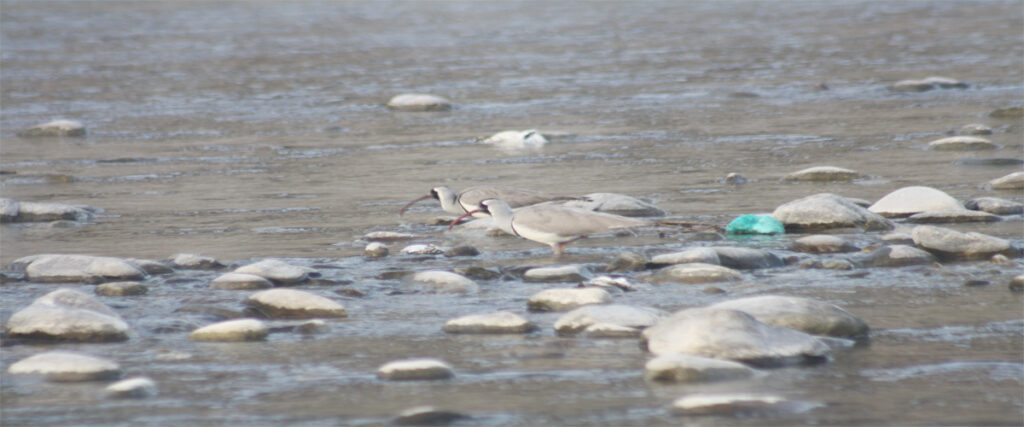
[8,351,122,382]
[712,247,784,269]
[644,354,755,383]
[524,265,588,282]
[605,252,648,272]
[651,248,721,265]
[554,304,666,335]
[855,244,938,267]
[377,358,455,381]
[95,281,148,296]
[906,209,1001,224]
[244,289,348,318]
[911,225,1015,261]
[22,254,147,284]
[3,200,93,222]
[210,273,274,290]
[189,319,269,342]
[890,76,967,91]
[527,287,613,312]
[482,129,548,152]
[868,186,964,217]
[964,197,1023,215]
[18,119,86,137]
[442,311,537,334]
[386,93,452,111]
[364,242,389,257]
[708,295,869,338]
[792,235,858,253]
[170,253,225,269]
[928,136,997,151]
[106,376,158,399]
[671,393,791,416]
[234,259,317,284]
[646,263,741,284]
[959,123,993,135]
[772,193,893,231]
[393,406,469,425]
[785,166,864,181]
[987,172,1024,190]
[642,307,831,366]
[6,288,130,342]
[409,271,479,294]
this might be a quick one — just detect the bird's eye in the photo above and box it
[430,189,438,199]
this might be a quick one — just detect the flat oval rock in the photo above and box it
[106,376,158,399]
[646,263,741,284]
[170,253,224,269]
[671,393,791,416]
[95,281,148,296]
[855,244,937,267]
[906,209,1001,224]
[18,119,86,137]
[189,319,269,342]
[964,197,1023,215]
[245,288,347,318]
[928,136,997,150]
[410,271,479,294]
[708,295,869,338]
[524,265,588,282]
[554,304,666,335]
[911,225,1014,261]
[386,93,452,111]
[8,351,122,382]
[377,358,454,380]
[785,166,864,181]
[645,354,755,383]
[210,273,274,290]
[24,254,147,284]
[651,248,721,265]
[792,235,858,253]
[988,171,1024,190]
[234,259,317,284]
[443,311,537,334]
[527,288,612,312]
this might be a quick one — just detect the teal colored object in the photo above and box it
[726,214,785,235]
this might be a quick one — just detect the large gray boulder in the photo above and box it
[6,288,130,342]
[642,307,830,366]
[772,193,893,231]
[708,295,869,338]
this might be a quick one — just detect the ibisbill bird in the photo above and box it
[450,198,651,255]
[400,185,574,218]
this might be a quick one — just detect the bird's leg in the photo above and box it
[550,237,587,256]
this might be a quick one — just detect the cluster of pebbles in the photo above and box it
[3,169,1021,418]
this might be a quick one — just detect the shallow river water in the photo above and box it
[1,1,1022,425]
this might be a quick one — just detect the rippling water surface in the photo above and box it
[2,1,1022,425]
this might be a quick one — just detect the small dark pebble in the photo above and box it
[964,280,990,287]
[335,288,366,298]
[444,246,480,257]
[454,266,501,280]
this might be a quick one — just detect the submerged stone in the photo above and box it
[189,319,269,342]
[377,358,454,380]
[647,263,741,284]
[785,166,864,181]
[927,136,997,151]
[170,253,225,270]
[527,288,613,312]
[11,201,93,222]
[651,248,721,265]
[409,271,479,294]
[95,281,148,296]
[906,210,1001,224]
[210,273,274,290]
[712,247,785,269]
[234,259,317,284]
[792,235,857,253]
[645,354,755,383]
[606,252,648,272]
[245,288,348,318]
[964,197,1023,215]
[958,123,993,135]
[443,311,537,334]
[106,377,158,399]
[855,245,938,267]
[393,406,469,425]
[524,265,588,282]
[8,351,122,382]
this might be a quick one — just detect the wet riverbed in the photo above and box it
[2,1,1023,425]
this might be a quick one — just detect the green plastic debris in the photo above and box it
[726,214,785,235]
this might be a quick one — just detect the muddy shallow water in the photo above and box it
[2,1,1023,425]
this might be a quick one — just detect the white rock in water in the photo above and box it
[170,253,224,269]
[645,354,755,383]
[18,119,86,137]
[928,136,997,151]
[13,201,92,222]
[5,288,129,342]
[964,197,1023,215]
[647,263,741,284]
[959,123,993,135]
[554,304,666,335]
[364,242,389,257]
[209,273,274,290]
[234,259,316,284]
[363,231,418,241]
[524,265,588,282]
[724,172,748,185]
[482,129,548,152]
[643,307,831,366]
[410,271,479,294]
[988,172,1024,190]
[792,235,857,253]
[911,225,1014,261]
[393,406,469,425]
[785,166,864,181]
[709,295,869,338]
[906,209,1002,224]
[106,376,158,399]
[386,93,452,111]
[377,358,455,380]
[561,193,666,217]
[527,287,613,312]
[651,248,721,265]
[443,311,537,334]
[671,393,789,415]
[24,254,147,283]
[890,76,967,92]
[245,288,348,318]
[8,351,122,382]
[189,319,269,342]
[773,193,893,231]
[400,244,445,255]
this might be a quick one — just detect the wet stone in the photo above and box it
[554,304,666,335]
[643,307,831,366]
[911,225,1014,261]
[712,247,784,269]
[990,106,1024,118]
[453,266,501,281]
[785,166,864,181]
[906,209,1001,224]
[400,244,445,255]
[959,123,993,135]
[890,76,967,92]
[8,351,122,382]
[127,259,174,275]
[377,358,455,381]
[170,253,225,270]
[928,136,997,151]
[444,245,479,257]
[106,376,158,399]
[709,295,869,338]
[606,252,648,272]
[393,406,469,425]
[800,258,856,270]
[11,201,93,222]
[527,287,613,312]
[95,281,148,296]
[724,172,748,185]
[646,263,741,284]
[22,254,147,284]
[881,232,914,245]
[869,186,964,218]
[964,197,1023,215]
[364,242,389,258]
[644,354,755,383]
[18,119,86,137]
[855,245,937,267]
[988,172,1024,190]
[583,275,638,292]
[409,271,479,294]
[363,231,418,242]
[651,248,720,265]
[210,273,274,290]
[244,288,348,318]
[671,393,790,416]
[482,129,548,152]
[1009,275,1024,292]
[524,265,588,282]
[442,311,537,334]
[234,259,317,284]
[386,93,452,111]
[772,193,893,231]
[792,235,858,253]
[6,288,129,342]
[189,319,269,342]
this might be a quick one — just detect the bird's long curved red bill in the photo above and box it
[449,210,480,230]
[399,194,434,216]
